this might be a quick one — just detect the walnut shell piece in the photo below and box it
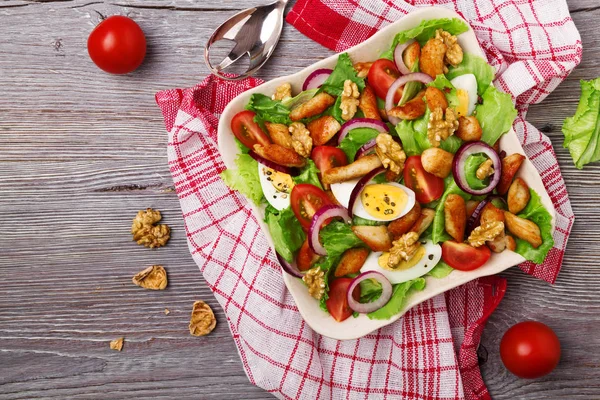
[132,265,168,290]
[110,337,124,351]
[131,208,171,248]
[189,301,217,337]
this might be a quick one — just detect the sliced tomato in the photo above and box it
[403,155,444,204]
[441,241,491,271]
[326,278,360,322]
[367,59,402,103]
[297,238,320,271]
[290,184,333,229]
[311,146,348,179]
[230,110,271,150]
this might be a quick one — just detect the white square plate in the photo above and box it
[217,6,555,340]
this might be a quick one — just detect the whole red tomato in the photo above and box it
[500,321,561,379]
[88,16,146,74]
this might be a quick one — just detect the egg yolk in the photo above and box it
[378,246,426,271]
[360,184,407,220]
[456,89,469,117]
[264,167,294,194]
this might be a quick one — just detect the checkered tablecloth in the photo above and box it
[156,1,580,398]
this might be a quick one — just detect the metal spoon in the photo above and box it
[204,0,288,80]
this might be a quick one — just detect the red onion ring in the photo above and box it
[394,39,416,75]
[354,139,377,161]
[337,118,389,145]
[452,141,502,195]
[385,73,434,126]
[347,271,393,313]
[276,252,303,278]
[308,205,352,256]
[302,68,333,91]
[248,150,298,176]
[347,167,386,218]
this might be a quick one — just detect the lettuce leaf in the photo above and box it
[317,221,365,311]
[246,93,292,125]
[367,278,426,320]
[399,57,422,105]
[464,153,488,190]
[293,159,323,189]
[264,205,306,263]
[338,127,380,160]
[395,108,462,156]
[220,153,265,206]
[514,189,555,264]
[320,53,365,97]
[475,85,518,145]
[359,278,383,303]
[381,18,469,59]
[431,176,471,243]
[281,88,318,109]
[427,261,454,278]
[562,78,600,169]
[446,53,495,95]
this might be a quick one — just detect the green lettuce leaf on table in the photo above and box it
[562,78,600,169]
[475,85,518,146]
[381,18,469,60]
[446,53,495,95]
[220,152,265,206]
[293,159,323,189]
[245,93,292,125]
[514,189,555,264]
[320,53,365,97]
[264,205,306,263]
[316,221,366,311]
[367,278,426,320]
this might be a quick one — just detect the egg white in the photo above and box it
[450,74,478,116]
[330,179,416,222]
[257,162,291,210]
[360,240,442,284]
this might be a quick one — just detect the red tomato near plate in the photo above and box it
[326,277,360,322]
[441,241,491,271]
[403,155,444,204]
[87,16,146,74]
[500,321,561,379]
[230,110,271,150]
[290,184,333,229]
[296,238,319,271]
[367,59,402,102]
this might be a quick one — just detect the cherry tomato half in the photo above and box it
[87,15,146,74]
[367,59,402,103]
[290,184,333,230]
[311,146,348,183]
[441,241,491,271]
[326,277,360,322]
[403,156,445,204]
[296,238,320,271]
[230,110,271,150]
[500,321,561,379]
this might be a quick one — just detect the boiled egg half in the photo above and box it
[330,179,416,222]
[360,240,442,284]
[257,163,294,210]
[450,73,478,117]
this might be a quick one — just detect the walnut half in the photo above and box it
[302,267,326,300]
[388,232,420,267]
[189,301,217,336]
[132,265,168,290]
[289,122,312,158]
[428,107,459,147]
[340,80,360,121]
[375,133,406,176]
[131,208,170,248]
[468,221,504,248]
[435,29,463,68]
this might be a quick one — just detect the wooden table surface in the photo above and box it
[1,0,599,398]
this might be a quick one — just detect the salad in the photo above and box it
[221,18,554,323]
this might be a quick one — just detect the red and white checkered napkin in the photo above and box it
[156,1,580,398]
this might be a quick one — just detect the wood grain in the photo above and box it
[0,0,598,399]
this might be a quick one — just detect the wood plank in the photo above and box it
[1,0,599,399]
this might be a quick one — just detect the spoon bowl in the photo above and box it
[204,0,288,80]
